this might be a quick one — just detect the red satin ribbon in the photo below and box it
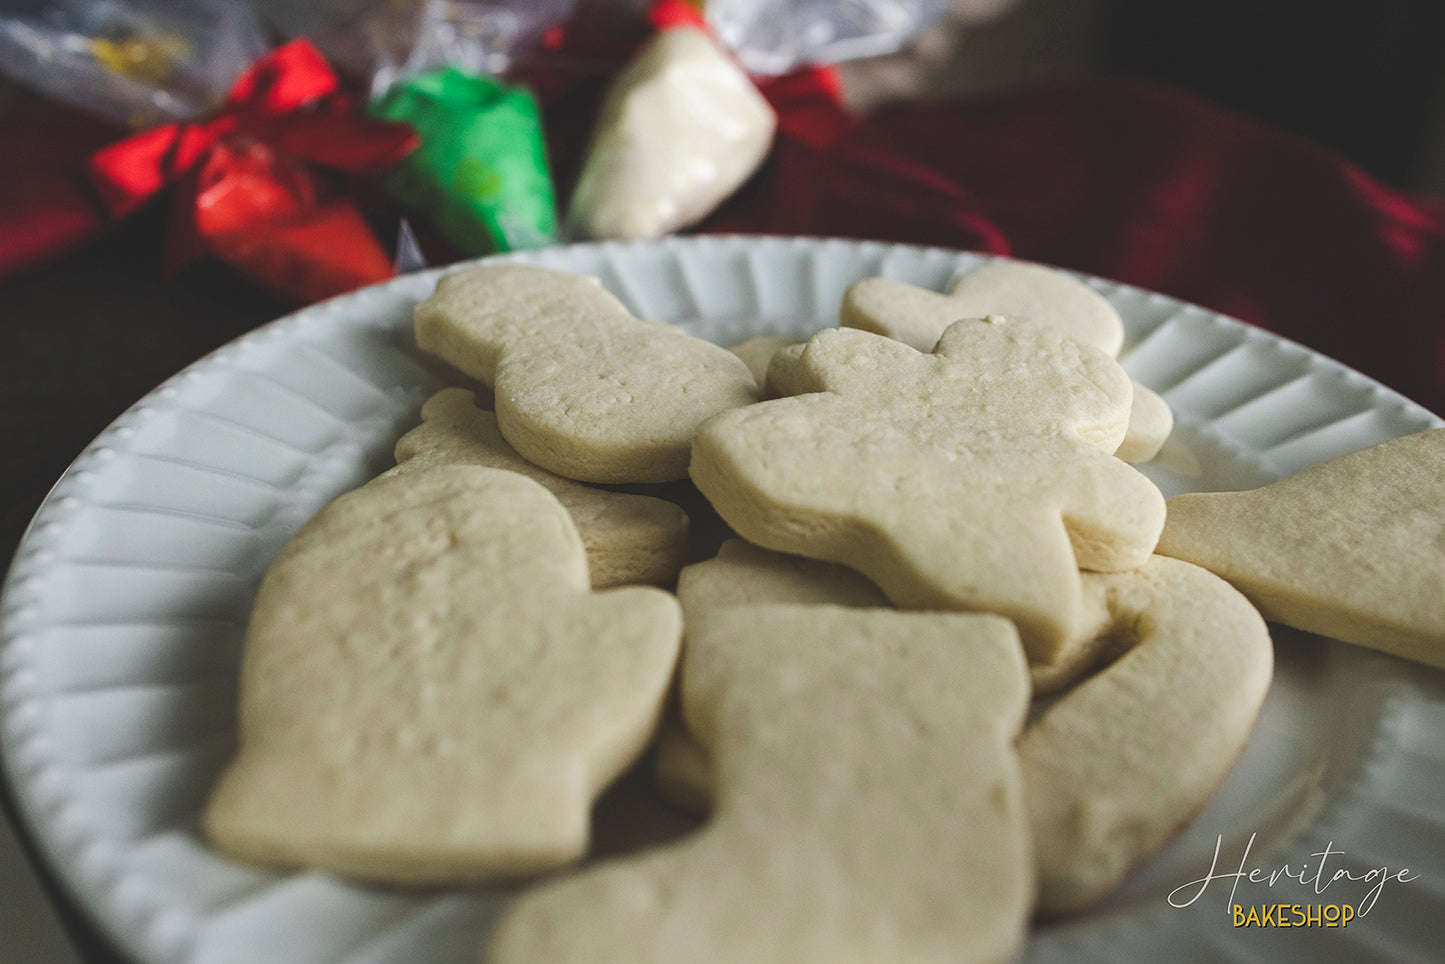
[87,39,417,303]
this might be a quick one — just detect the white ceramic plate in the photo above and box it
[3,237,1444,964]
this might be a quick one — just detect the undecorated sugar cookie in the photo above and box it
[488,603,1032,964]
[1156,427,1445,667]
[414,263,758,483]
[1020,555,1274,914]
[654,539,889,812]
[763,341,807,398]
[841,261,1171,462]
[690,319,1165,661]
[655,553,1272,918]
[841,260,1124,356]
[727,335,798,394]
[1113,382,1173,464]
[204,466,682,884]
[390,387,689,588]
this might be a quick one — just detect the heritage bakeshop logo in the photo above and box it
[1168,833,1418,929]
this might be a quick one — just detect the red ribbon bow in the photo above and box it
[88,39,418,304]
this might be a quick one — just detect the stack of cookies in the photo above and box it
[204,259,1445,962]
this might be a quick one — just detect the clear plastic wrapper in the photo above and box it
[294,0,588,97]
[370,0,581,95]
[0,0,266,126]
[705,0,953,75]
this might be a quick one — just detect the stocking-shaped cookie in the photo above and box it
[414,264,758,483]
[489,604,1032,964]
[691,319,1165,661]
[654,539,889,812]
[1021,556,1274,914]
[204,466,682,883]
[1156,427,1445,667]
[656,552,1271,917]
[391,387,689,587]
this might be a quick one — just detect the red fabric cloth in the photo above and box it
[0,107,119,277]
[703,72,1445,416]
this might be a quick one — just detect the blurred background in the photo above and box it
[6,0,1444,191]
[839,0,1445,194]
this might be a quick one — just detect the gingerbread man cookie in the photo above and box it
[841,261,1171,462]
[691,318,1165,660]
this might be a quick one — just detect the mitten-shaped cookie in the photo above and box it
[391,387,689,587]
[691,319,1165,661]
[488,604,1032,964]
[1156,427,1445,667]
[204,466,682,884]
[414,264,758,483]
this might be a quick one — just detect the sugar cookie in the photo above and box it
[675,537,888,615]
[1156,427,1445,667]
[728,335,798,394]
[391,387,689,588]
[488,603,1032,964]
[1114,382,1173,464]
[655,554,1271,916]
[414,263,758,483]
[763,341,807,397]
[205,466,682,883]
[841,263,1171,462]
[1021,555,1273,915]
[841,260,1124,356]
[654,539,889,813]
[690,319,1165,660]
